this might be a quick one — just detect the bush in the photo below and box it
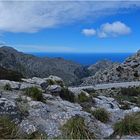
[59,87,75,102]
[61,116,95,139]
[92,108,110,123]
[25,131,48,139]
[24,87,44,102]
[0,116,20,139]
[4,83,12,91]
[114,112,140,136]
[121,87,140,96]
[78,92,90,103]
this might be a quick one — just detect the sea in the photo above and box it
[31,52,134,66]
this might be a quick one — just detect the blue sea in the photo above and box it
[31,53,134,66]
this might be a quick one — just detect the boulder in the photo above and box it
[46,85,62,94]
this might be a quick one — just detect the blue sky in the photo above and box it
[0,1,140,53]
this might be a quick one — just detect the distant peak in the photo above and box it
[0,46,18,52]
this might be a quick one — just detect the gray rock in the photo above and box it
[120,135,140,140]
[19,119,37,135]
[0,80,20,89]
[46,85,62,94]
[0,98,22,122]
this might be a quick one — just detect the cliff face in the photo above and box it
[0,46,83,85]
[82,51,140,86]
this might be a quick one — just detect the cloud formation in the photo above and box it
[0,1,139,33]
[82,21,131,38]
[98,21,131,38]
[82,28,96,36]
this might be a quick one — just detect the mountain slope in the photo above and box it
[0,46,83,85]
[82,51,140,85]
[0,66,23,81]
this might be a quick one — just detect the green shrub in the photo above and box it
[61,116,95,139]
[47,79,56,85]
[25,131,48,139]
[47,79,64,87]
[78,92,90,103]
[4,83,12,91]
[121,87,140,96]
[24,87,44,102]
[59,87,75,102]
[114,112,140,136]
[92,108,110,123]
[119,103,131,110]
[0,116,20,139]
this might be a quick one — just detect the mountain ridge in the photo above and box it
[0,46,86,85]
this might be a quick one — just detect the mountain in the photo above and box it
[88,60,119,76]
[0,46,84,85]
[82,50,140,85]
[0,66,23,81]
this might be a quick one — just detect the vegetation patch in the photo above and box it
[4,83,12,91]
[114,112,140,136]
[0,116,20,139]
[24,87,44,102]
[25,131,48,139]
[47,79,64,87]
[92,108,110,123]
[59,87,75,102]
[112,87,140,107]
[61,116,95,139]
[121,87,140,96]
[77,92,90,103]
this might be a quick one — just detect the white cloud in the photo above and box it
[82,28,96,36]
[82,21,131,38]
[0,1,139,33]
[98,21,131,38]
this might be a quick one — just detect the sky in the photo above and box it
[0,0,140,53]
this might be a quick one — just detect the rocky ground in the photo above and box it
[0,75,140,139]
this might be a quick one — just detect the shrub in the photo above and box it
[47,79,64,87]
[114,112,140,136]
[25,131,48,139]
[59,87,75,102]
[24,87,44,102]
[61,116,95,139]
[4,83,12,91]
[121,87,140,96]
[47,79,55,85]
[0,116,20,139]
[92,108,110,123]
[78,92,90,103]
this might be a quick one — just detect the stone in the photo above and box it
[46,85,62,94]
[22,77,47,86]
[0,98,22,123]
[19,119,37,135]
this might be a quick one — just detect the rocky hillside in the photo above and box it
[82,51,140,85]
[0,46,85,85]
[0,76,140,139]
[88,60,118,76]
[0,66,23,81]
